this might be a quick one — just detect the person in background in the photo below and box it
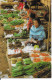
[27,13,35,31]
[24,5,37,17]
[25,18,46,46]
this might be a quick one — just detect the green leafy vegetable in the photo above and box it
[4,24,15,30]
[10,19,24,25]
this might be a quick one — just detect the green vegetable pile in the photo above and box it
[11,58,51,77]
[14,33,21,37]
[8,38,13,43]
[12,61,24,77]
[2,19,9,24]
[0,15,4,20]
[1,9,8,14]
[3,13,21,19]
[13,29,28,38]
[21,29,27,38]
[4,24,15,30]
[10,19,24,26]
[23,58,32,65]
[13,10,20,14]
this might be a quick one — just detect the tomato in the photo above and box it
[33,58,41,62]
[31,54,39,57]
[40,53,49,56]
[43,57,51,62]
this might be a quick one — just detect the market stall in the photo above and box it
[0,0,51,78]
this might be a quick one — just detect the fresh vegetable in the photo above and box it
[25,68,34,73]
[13,10,20,14]
[11,61,51,77]
[31,53,40,57]
[40,53,49,56]
[0,15,4,20]
[17,57,22,62]
[12,71,24,77]
[11,58,17,64]
[34,45,39,49]
[1,9,7,14]
[42,57,51,62]
[32,62,51,70]
[10,19,24,26]
[33,58,41,62]
[2,19,8,24]
[12,66,23,72]
[23,64,33,70]
[33,66,51,78]
[21,29,27,38]
[14,33,21,37]
[23,58,32,65]
[3,13,21,19]
[8,38,13,42]
[16,61,22,67]
[4,24,15,30]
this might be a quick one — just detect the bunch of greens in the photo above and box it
[21,29,27,38]
[3,13,21,19]
[1,9,8,14]
[0,15,4,20]
[13,10,20,14]
[12,61,24,77]
[10,19,24,26]
[23,58,32,65]
[8,38,13,43]
[11,59,51,77]
[4,24,15,30]
[2,19,9,24]
[13,33,21,37]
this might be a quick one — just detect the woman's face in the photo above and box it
[33,20,39,28]
[24,8,27,11]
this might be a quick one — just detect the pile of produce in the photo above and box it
[1,9,8,14]
[0,15,4,20]
[3,13,21,19]
[12,61,24,77]
[13,29,28,38]
[8,39,22,49]
[4,24,15,30]
[33,66,51,78]
[10,19,24,26]
[23,58,32,65]
[11,57,22,64]
[21,29,28,38]
[2,19,9,24]
[11,57,51,77]
[14,33,21,37]
[30,51,51,62]
[13,10,20,14]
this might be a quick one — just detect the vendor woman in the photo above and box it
[25,18,46,46]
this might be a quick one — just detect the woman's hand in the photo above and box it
[31,38,37,43]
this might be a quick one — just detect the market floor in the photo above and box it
[0,27,9,77]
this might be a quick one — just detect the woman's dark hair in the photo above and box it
[20,0,23,2]
[30,13,35,19]
[34,17,41,25]
[24,5,29,9]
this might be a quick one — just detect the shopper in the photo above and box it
[24,5,36,17]
[25,18,46,46]
[27,13,35,31]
